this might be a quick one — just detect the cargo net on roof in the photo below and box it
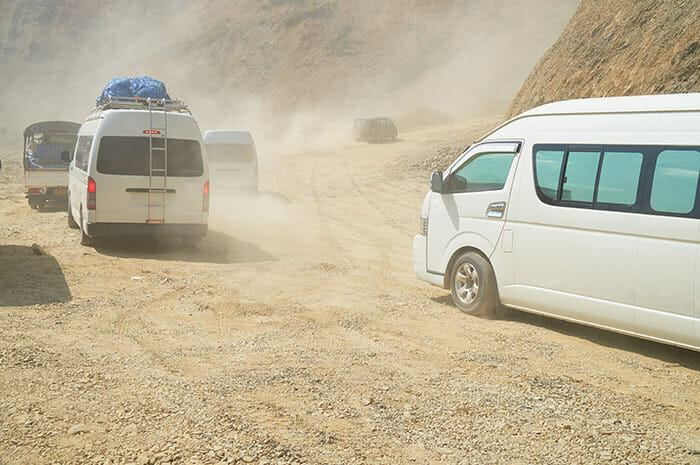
[97,76,170,106]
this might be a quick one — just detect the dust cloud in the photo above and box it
[0,0,579,236]
[0,0,579,153]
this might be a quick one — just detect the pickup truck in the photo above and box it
[23,121,80,209]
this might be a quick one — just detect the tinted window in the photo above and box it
[650,149,700,214]
[74,136,93,172]
[596,151,643,205]
[206,143,255,163]
[97,137,203,177]
[562,150,601,202]
[451,152,515,193]
[534,149,564,201]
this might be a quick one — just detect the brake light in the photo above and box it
[143,130,161,135]
[87,176,96,210]
[203,180,209,212]
[28,187,46,194]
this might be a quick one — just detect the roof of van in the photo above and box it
[519,93,700,118]
[477,93,700,143]
[203,130,254,144]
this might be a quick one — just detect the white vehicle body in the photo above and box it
[203,130,258,192]
[68,102,208,242]
[414,93,700,351]
[25,170,68,194]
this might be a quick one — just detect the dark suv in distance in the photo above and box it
[353,117,398,143]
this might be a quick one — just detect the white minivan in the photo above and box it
[203,130,258,193]
[67,97,209,246]
[414,93,700,352]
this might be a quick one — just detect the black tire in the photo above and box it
[79,211,95,246]
[449,251,499,318]
[67,199,79,229]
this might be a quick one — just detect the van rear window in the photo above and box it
[97,137,203,177]
[206,143,255,163]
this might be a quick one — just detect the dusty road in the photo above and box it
[1,120,699,465]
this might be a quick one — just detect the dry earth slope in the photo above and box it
[508,0,700,117]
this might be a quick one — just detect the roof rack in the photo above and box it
[90,96,191,116]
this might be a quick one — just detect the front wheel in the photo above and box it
[449,251,499,318]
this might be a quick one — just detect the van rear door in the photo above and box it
[94,136,205,224]
[206,142,257,190]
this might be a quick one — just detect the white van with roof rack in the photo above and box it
[66,96,209,246]
[414,93,700,352]
[203,130,258,193]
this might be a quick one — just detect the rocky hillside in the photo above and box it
[0,0,578,148]
[508,0,700,117]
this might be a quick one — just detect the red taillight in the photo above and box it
[203,180,209,212]
[28,187,46,194]
[87,176,96,210]
[143,130,161,135]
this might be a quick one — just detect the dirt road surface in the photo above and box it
[1,120,699,465]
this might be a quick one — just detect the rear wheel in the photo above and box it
[67,198,78,229]
[79,211,95,246]
[449,251,498,318]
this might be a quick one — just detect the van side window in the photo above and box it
[597,151,643,205]
[562,151,601,202]
[650,150,700,214]
[534,150,564,201]
[74,136,93,172]
[450,153,515,193]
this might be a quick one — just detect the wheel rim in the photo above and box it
[455,262,479,305]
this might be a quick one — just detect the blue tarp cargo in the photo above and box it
[97,76,171,105]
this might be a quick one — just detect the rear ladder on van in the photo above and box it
[147,98,168,224]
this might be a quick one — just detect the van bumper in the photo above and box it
[86,223,208,238]
[413,234,444,288]
[26,186,69,200]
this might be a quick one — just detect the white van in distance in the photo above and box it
[67,97,209,246]
[414,93,700,352]
[203,130,258,193]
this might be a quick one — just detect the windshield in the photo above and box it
[96,136,203,177]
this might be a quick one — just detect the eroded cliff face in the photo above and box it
[0,0,578,145]
[508,0,700,117]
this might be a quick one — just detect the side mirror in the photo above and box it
[430,171,444,193]
[60,151,71,162]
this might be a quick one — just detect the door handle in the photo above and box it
[126,188,176,193]
[486,201,506,218]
